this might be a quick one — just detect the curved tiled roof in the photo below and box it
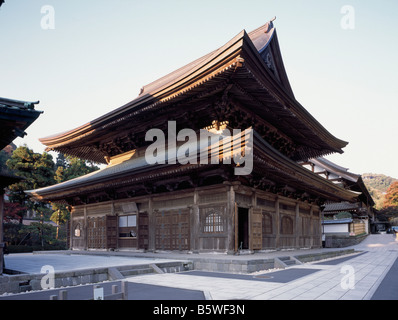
[0,97,43,150]
[38,19,347,164]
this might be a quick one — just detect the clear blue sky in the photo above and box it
[1,0,397,177]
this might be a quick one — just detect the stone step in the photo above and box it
[274,256,301,269]
[117,264,152,272]
[284,260,296,266]
[115,261,193,278]
[19,284,32,293]
[161,265,186,273]
[279,256,291,261]
[120,268,154,277]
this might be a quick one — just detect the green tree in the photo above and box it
[335,211,352,219]
[52,154,99,227]
[54,155,99,183]
[19,222,64,250]
[50,202,70,232]
[55,152,66,169]
[6,146,56,208]
[0,144,15,171]
[0,150,10,172]
[5,148,99,250]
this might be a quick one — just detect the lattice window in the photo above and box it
[204,211,223,233]
[262,212,273,234]
[119,214,137,238]
[281,216,293,235]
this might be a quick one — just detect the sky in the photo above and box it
[1,0,397,178]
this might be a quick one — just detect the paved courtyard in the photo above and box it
[3,253,181,274]
[122,234,398,300]
[1,234,397,300]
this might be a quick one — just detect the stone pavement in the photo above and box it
[122,234,398,300]
[3,252,181,274]
[0,281,206,300]
[1,234,397,300]
[371,251,398,300]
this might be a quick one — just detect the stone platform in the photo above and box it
[0,246,357,295]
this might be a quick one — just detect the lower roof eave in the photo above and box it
[252,132,359,203]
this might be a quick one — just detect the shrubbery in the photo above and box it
[3,221,67,253]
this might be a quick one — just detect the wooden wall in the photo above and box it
[69,183,322,252]
[255,191,321,250]
[352,221,366,235]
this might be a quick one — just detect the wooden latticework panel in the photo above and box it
[299,216,312,248]
[87,216,106,249]
[138,212,149,250]
[155,209,190,251]
[250,208,263,250]
[106,215,117,249]
[280,215,295,248]
[262,211,275,249]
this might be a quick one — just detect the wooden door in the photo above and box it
[87,216,106,249]
[177,209,190,250]
[106,215,117,250]
[250,208,263,250]
[155,209,190,251]
[155,210,168,250]
[138,212,149,250]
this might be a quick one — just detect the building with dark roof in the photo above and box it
[27,20,359,253]
[301,157,375,246]
[0,97,42,274]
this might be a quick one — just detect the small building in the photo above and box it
[301,157,375,247]
[0,97,42,274]
[27,20,360,254]
[323,202,370,235]
[322,218,353,236]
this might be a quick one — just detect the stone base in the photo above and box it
[325,234,368,248]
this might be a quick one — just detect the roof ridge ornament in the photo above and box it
[0,97,40,110]
[265,16,277,33]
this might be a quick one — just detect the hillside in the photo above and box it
[362,173,398,209]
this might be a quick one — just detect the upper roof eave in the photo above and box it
[233,29,348,154]
[39,30,249,150]
[38,19,348,161]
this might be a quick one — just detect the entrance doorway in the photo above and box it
[238,207,249,250]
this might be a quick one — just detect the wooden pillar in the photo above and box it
[0,189,4,274]
[148,197,155,252]
[227,185,236,254]
[69,207,73,250]
[111,202,118,250]
[275,197,280,249]
[83,206,88,250]
[191,190,199,253]
[234,202,238,253]
[295,203,300,249]
[309,206,314,248]
[319,207,323,248]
